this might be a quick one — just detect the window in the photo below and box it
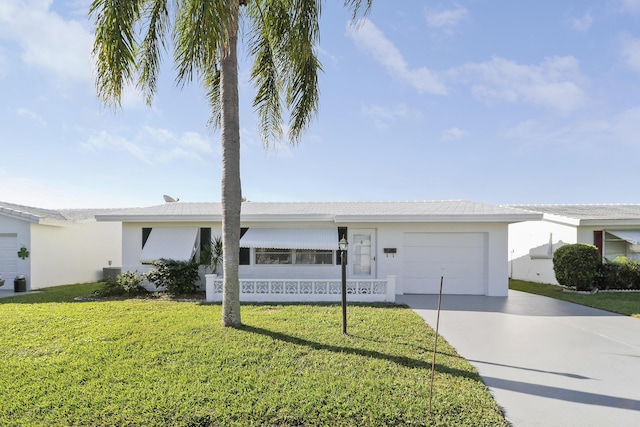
[255,248,334,265]
[142,227,152,249]
[295,250,333,265]
[256,248,292,264]
[240,228,250,265]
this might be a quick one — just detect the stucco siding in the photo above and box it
[0,216,31,286]
[121,220,512,297]
[508,220,577,285]
[30,221,122,289]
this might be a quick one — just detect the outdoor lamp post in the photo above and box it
[339,236,348,335]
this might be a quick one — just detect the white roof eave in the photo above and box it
[333,213,543,223]
[0,208,41,224]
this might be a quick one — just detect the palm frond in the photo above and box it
[174,0,233,87]
[343,0,372,21]
[90,0,144,107]
[138,0,170,105]
[247,0,288,145]
[281,0,321,143]
[204,65,222,129]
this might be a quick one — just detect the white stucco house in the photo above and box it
[507,204,640,285]
[0,201,122,291]
[96,200,540,301]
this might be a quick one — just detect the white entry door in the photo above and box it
[349,229,376,278]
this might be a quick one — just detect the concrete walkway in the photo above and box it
[0,289,32,298]
[398,290,640,427]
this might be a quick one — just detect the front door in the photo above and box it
[349,229,376,279]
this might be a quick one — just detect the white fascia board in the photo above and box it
[0,208,41,224]
[542,213,581,226]
[333,213,543,223]
[240,214,335,222]
[579,219,640,227]
[96,214,222,223]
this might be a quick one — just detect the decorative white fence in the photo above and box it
[205,275,396,303]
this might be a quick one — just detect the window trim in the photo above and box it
[254,248,335,265]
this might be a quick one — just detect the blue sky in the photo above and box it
[2,1,640,208]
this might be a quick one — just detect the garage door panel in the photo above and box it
[403,232,487,295]
[404,246,479,263]
[404,232,484,247]
[0,234,18,279]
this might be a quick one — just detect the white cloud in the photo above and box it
[571,10,593,32]
[16,107,46,126]
[82,127,215,164]
[620,33,640,72]
[361,103,420,129]
[610,106,640,145]
[0,0,93,82]
[346,19,447,95]
[425,3,469,33]
[619,0,640,13]
[505,106,640,150]
[441,127,466,141]
[0,47,8,77]
[452,56,589,111]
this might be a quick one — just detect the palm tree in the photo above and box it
[90,0,372,326]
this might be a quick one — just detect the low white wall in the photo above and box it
[206,275,396,303]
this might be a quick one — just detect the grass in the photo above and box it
[0,283,507,426]
[510,279,640,318]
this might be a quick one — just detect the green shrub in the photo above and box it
[553,244,600,291]
[597,263,618,290]
[601,257,640,289]
[96,271,146,296]
[145,259,200,295]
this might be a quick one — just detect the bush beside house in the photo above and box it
[553,244,640,290]
[97,259,201,297]
[553,244,600,291]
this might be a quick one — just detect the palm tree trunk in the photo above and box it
[220,2,241,327]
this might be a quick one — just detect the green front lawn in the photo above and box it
[0,284,507,426]
[510,279,640,318]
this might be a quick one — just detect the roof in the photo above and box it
[96,200,541,223]
[0,201,121,225]
[506,204,640,226]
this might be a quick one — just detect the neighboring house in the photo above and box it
[96,200,540,300]
[507,204,640,285]
[0,201,122,291]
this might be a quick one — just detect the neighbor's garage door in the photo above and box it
[0,234,18,280]
[403,232,487,295]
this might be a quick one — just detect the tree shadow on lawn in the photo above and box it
[239,323,478,380]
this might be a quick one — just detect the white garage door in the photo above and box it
[0,234,18,281]
[403,232,487,295]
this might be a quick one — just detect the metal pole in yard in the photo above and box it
[429,276,444,414]
[339,236,348,335]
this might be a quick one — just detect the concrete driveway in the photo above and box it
[398,290,640,427]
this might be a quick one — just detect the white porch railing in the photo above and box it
[205,275,396,303]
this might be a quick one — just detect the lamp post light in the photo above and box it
[339,236,348,335]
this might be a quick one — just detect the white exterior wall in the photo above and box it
[373,222,509,296]
[30,221,122,289]
[122,222,222,276]
[238,221,341,280]
[0,216,31,287]
[121,220,512,297]
[508,220,577,285]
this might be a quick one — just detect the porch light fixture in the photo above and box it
[339,236,348,335]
